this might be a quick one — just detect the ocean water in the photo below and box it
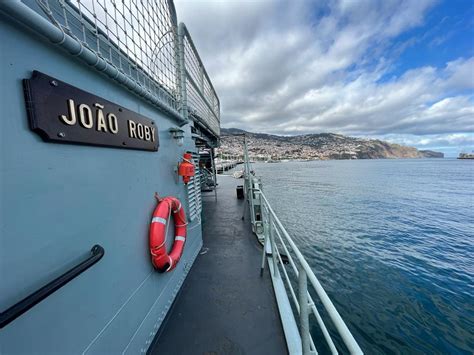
[251,159,473,354]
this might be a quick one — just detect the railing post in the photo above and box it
[260,238,267,277]
[299,268,311,355]
[259,192,266,277]
[269,213,279,276]
[209,148,217,201]
[249,180,255,225]
[199,65,205,94]
[177,23,187,121]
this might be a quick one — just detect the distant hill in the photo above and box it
[219,128,444,160]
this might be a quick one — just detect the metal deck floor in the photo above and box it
[150,175,287,355]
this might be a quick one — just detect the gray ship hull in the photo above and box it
[0,1,216,352]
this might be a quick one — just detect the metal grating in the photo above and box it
[31,0,180,113]
[186,152,202,221]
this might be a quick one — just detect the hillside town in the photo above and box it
[216,128,444,161]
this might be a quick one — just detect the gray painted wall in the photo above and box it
[0,13,202,354]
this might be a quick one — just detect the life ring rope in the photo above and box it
[149,195,187,272]
[151,202,172,251]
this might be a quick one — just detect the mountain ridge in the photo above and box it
[218,128,444,160]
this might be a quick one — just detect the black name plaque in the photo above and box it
[23,71,159,151]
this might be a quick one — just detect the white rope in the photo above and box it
[151,201,172,254]
[173,202,182,213]
[166,255,173,271]
[162,203,172,247]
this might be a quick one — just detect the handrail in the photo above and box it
[0,245,104,329]
[242,136,362,354]
[256,190,363,354]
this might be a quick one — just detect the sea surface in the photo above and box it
[250,159,473,354]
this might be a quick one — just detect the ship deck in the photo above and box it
[150,175,287,355]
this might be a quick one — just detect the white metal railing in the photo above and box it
[243,137,363,355]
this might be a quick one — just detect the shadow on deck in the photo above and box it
[150,175,287,355]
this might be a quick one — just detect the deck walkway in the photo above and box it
[150,175,287,355]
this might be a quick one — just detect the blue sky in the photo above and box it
[394,0,473,73]
[176,0,474,156]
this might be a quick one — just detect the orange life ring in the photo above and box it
[149,196,187,272]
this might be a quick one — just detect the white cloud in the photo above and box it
[381,133,474,147]
[443,57,474,90]
[174,0,474,153]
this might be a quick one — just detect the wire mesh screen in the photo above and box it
[15,1,221,137]
[31,0,180,113]
[183,32,220,137]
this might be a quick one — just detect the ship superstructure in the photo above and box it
[458,152,474,159]
[0,0,219,353]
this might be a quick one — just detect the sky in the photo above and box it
[174,0,474,157]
